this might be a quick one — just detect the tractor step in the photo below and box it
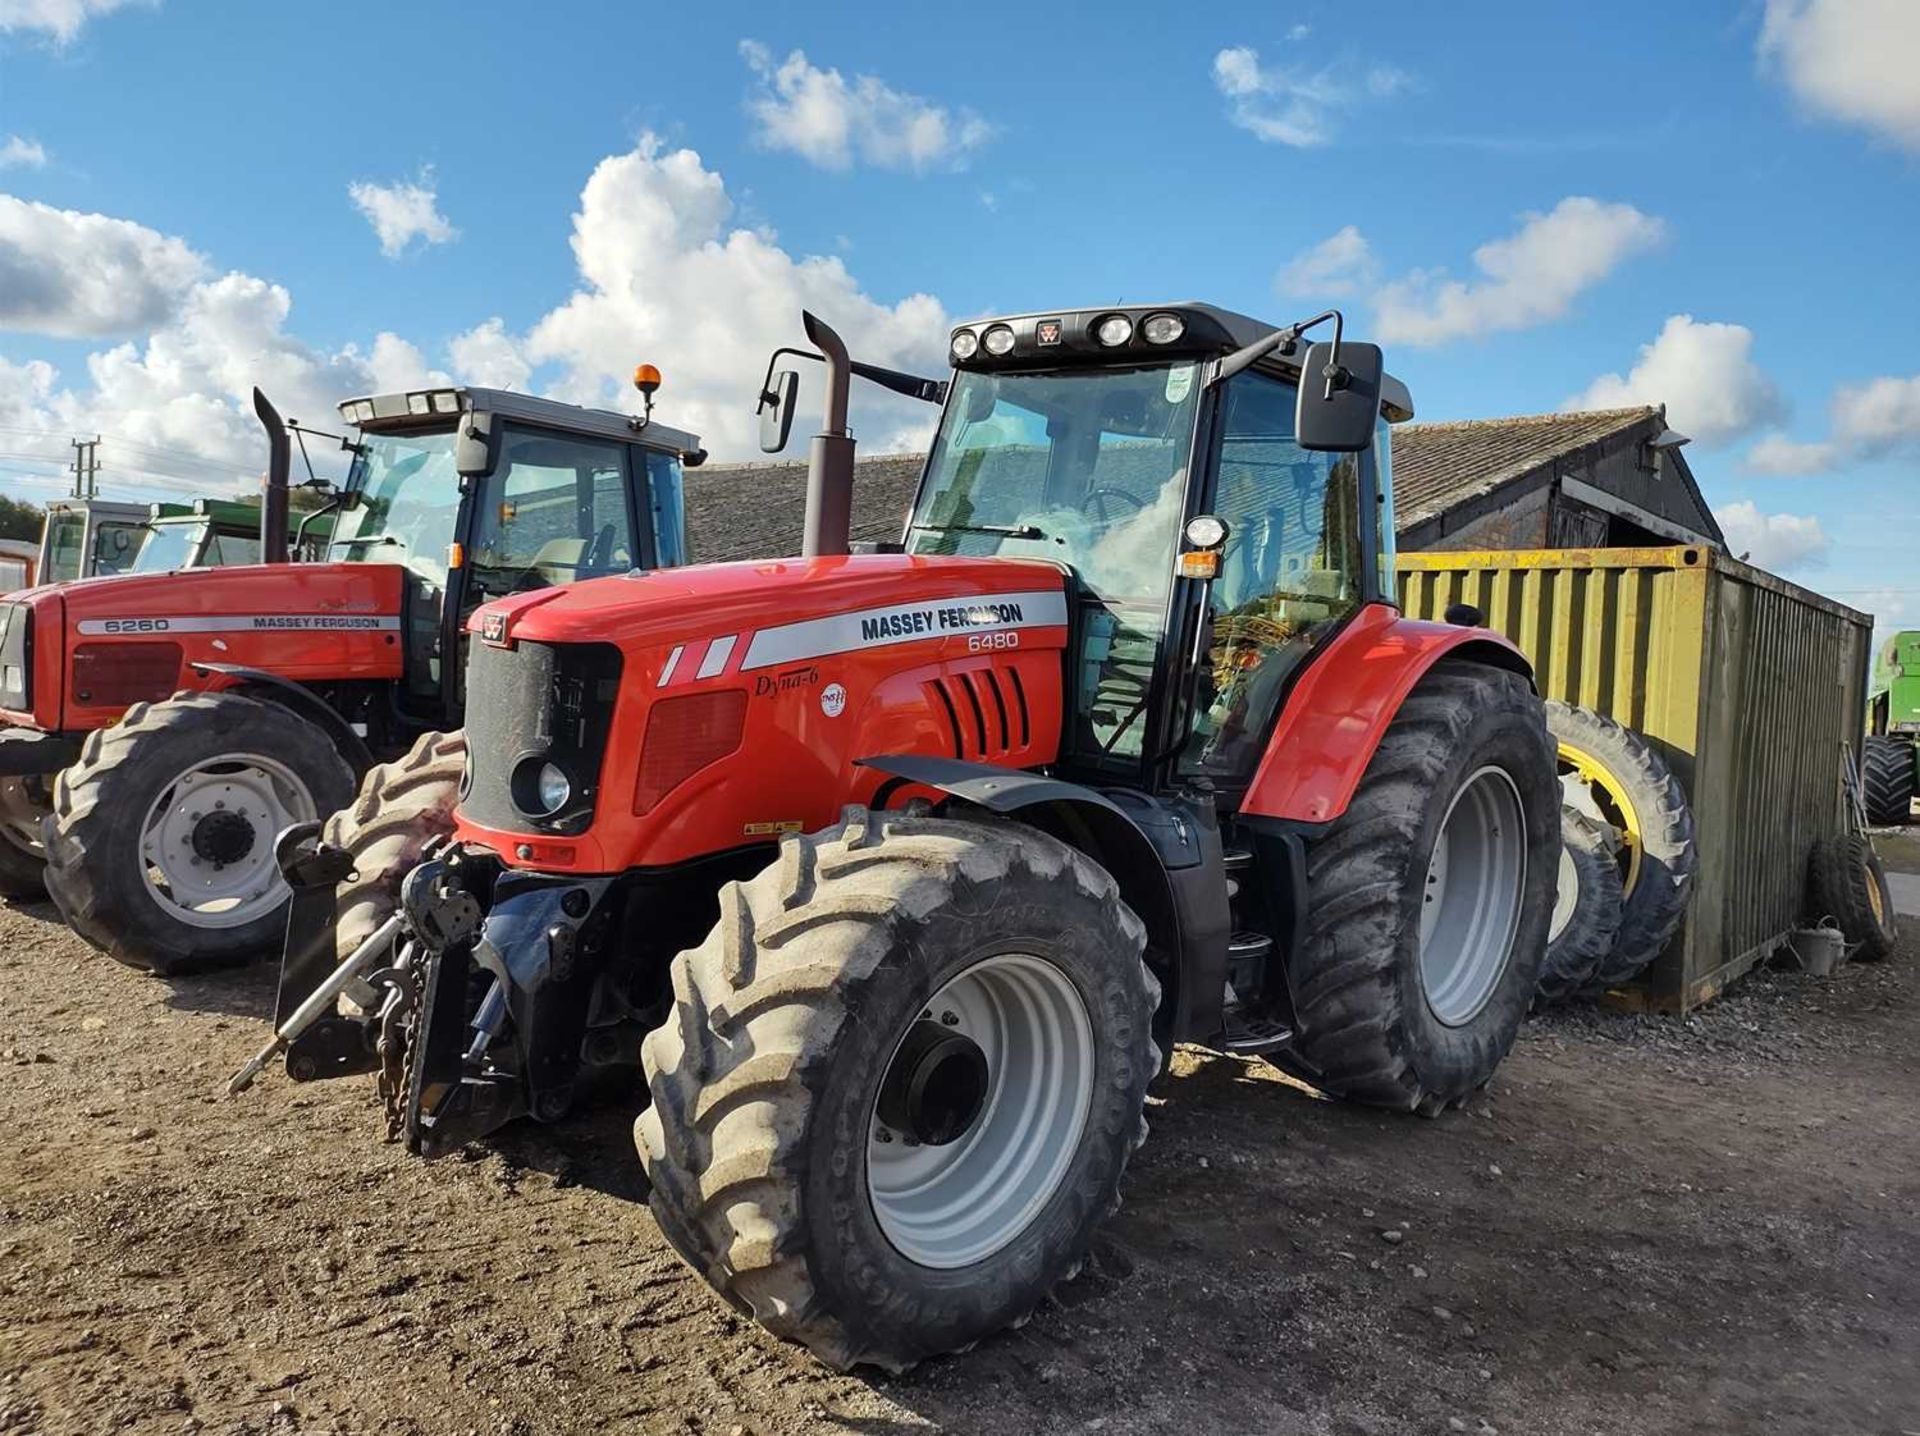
[1221,1013,1295,1055]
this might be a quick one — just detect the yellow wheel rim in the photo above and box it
[1558,741,1644,898]
[1866,859,1887,926]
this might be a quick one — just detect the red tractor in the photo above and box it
[0,380,700,972]
[240,306,1557,1371]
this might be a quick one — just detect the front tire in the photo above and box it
[43,692,356,973]
[1286,660,1558,1114]
[636,808,1160,1371]
[1861,737,1914,827]
[322,730,465,965]
[0,775,50,899]
[1808,833,1897,962]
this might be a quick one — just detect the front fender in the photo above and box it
[1240,604,1533,825]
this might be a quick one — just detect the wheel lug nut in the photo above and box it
[875,1128,893,1144]
[940,1010,959,1027]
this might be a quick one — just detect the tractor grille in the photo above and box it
[461,638,623,837]
[0,602,31,712]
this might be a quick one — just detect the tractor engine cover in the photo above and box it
[455,554,1071,873]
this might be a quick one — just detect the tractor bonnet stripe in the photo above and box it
[697,633,737,679]
[75,614,402,636]
[657,644,684,687]
[739,589,1068,671]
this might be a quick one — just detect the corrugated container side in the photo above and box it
[1399,546,1870,1010]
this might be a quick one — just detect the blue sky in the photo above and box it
[2,0,1917,623]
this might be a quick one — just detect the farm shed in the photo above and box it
[686,404,1724,562]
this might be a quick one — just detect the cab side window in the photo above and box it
[1181,372,1364,780]
[469,429,634,601]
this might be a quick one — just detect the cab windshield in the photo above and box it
[908,363,1202,765]
[335,430,461,585]
[44,512,85,584]
[130,521,202,573]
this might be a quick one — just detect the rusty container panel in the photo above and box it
[1398,546,1871,1010]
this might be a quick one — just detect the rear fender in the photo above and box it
[858,754,1219,1044]
[190,661,375,776]
[1240,605,1533,825]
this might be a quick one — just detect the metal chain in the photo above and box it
[374,943,421,1143]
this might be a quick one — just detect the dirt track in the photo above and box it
[0,874,1915,1435]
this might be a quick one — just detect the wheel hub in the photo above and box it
[190,808,257,866]
[876,1021,990,1147]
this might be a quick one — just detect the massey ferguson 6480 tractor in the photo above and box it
[240,305,1557,1370]
[0,381,698,971]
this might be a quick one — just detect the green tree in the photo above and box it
[0,493,45,543]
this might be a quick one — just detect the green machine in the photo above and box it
[1862,630,1920,825]
[128,497,332,572]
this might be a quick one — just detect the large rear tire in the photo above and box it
[636,808,1160,1371]
[1546,702,1697,991]
[322,729,465,964]
[43,692,356,974]
[1534,807,1624,1007]
[1808,833,1897,962]
[1285,661,1558,1114]
[1861,737,1914,827]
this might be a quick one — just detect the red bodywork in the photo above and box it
[457,554,1070,872]
[1238,602,1531,823]
[0,564,406,733]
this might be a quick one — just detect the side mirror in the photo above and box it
[759,370,799,454]
[456,411,501,478]
[961,380,997,425]
[1295,340,1383,453]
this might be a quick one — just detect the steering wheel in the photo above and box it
[584,521,617,574]
[1086,487,1145,524]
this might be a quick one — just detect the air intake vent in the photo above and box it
[925,664,1029,760]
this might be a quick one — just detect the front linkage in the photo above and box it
[230,829,616,1154]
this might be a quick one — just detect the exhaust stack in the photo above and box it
[800,310,854,559]
[253,387,291,565]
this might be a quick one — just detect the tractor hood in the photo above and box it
[471,553,1071,668]
[32,560,407,634]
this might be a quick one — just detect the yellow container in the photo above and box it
[1398,546,1873,1010]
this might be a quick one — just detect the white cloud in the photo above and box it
[520,133,948,458]
[1373,197,1665,347]
[1275,225,1377,299]
[0,0,142,41]
[1211,44,1409,147]
[0,194,207,337]
[0,133,951,506]
[740,42,991,172]
[1830,373,1920,453]
[0,137,47,170]
[1566,315,1784,447]
[1713,499,1830,572]
[1760,0,1920,151]
[1744,432,1839,475]
[449,317,532,392]
[347,170,458,258]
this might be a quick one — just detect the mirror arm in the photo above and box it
[1207,308,1344,391]
[756,345,946,409]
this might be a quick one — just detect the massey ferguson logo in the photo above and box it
[481,612,509,644]
[859,601,1026,643]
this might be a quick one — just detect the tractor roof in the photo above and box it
[949,301,1414,422]
[339,385,701,457]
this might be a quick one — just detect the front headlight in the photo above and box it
[535,762,572,814]
[1142,312,1185,345]
[981,324,1016,357]
[1095,314,1134,347]
[950,329,980,361]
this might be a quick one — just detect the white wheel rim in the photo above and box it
[0,777,45,858]
[138,752,315,929]
[1549,840,1578,942]
[1419,765,1527,1026]
[866,952,1094,1270]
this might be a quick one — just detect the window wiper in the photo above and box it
[910,521,1046,540]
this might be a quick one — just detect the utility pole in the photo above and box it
[69,437,100,499]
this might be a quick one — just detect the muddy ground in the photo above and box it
[1,861,1915,1436]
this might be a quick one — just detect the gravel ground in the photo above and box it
[0,870,1914,1436]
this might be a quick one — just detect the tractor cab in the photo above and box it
[322,384,698,721]
[36,498,173,585]
[905,303,1413,796]
[125,497,328,573]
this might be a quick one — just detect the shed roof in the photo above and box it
[683,406,1708,562]
[1391,406,1661,529]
